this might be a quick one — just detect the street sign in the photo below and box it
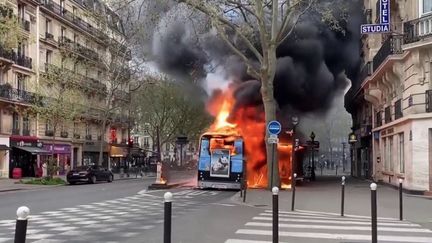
[361,0,391,34]
[306,140,320,148]
[268,134,279,144]
[267,120,282,135]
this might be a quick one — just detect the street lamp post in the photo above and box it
[291,116,299,188]
[348,133,358,177]
[310,132,316,181]
[342,142,347,172]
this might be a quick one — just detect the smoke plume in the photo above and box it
[147,0,363,121]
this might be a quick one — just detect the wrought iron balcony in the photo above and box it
[45,130,54,136]
[372,34,403,71]
[16,55,32,69]
[85,134,92,140]
[23,129,30,136]
[60,131,69,138]
[12,128,20,135]
[0,84,36,104]
[73,133,81,139]
[75,43,99,61]
[45,32,54,40]
[20,20,30,32]
[404,14,432,44]
[0,45,15,62]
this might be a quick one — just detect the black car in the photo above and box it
[67,165,114,185]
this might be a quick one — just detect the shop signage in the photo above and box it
[10,138,40,147]
[43,144,71,154]
[361,0,390,34]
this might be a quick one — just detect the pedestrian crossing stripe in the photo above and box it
[235,230,432,242]
[226,210,432,243]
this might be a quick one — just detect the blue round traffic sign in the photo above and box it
[267,120,282,135]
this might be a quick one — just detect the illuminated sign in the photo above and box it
[361,0,391,34]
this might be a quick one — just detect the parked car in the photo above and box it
[67,165,113,185]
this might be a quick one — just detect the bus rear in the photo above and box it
[197,133,244,190]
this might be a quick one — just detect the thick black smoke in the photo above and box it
[151,0,363,119]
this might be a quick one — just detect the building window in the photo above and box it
[423,0,432,14]
[399,133,405,173]
[60,0,65,14]
[376,111,382,127]
[85,123,90,136]
[45,19,51,34]
[385,106,392,123]
[12,113,19,134]
[395,99,402,119]
[61,27,66,38]
[45,50,52,64]
[17,74,26,91]
[23,116,30,135]
[389,136,394,172]
[144,137,149,148]
[45,120,52,131]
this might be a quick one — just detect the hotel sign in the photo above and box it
[361,0,390,34]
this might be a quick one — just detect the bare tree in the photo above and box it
[173,0,324,187]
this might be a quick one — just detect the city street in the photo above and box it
[1,175,431,243]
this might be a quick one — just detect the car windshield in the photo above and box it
[75,166,91,171]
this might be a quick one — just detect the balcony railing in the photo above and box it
[23,129,30,136]
[60,131,69,138]
[0,85,36,104]
[20,20,30,32]
[85,134,92,140]
[73,133,81,139]
[0,45,15,61]
[0,44,32,69]
[45,32,54,40]
[372,34,403,71]
[45,130,54,136]
[38,0,109,42]
[404,14,432,44]
[12,128,20,135]
[426,90,432,113]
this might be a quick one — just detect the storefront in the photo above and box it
[41,143,72,175]
[82,141,109,167]
[0,137,10,178]
[110,145,128,173]
[9,136,49,178]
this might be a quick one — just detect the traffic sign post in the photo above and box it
[267,121,281,189]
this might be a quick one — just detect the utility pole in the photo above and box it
[342,142,347,172]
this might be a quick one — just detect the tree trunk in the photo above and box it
[98,117,107,166]
[261,75,278,190]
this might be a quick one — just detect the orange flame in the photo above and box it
[206,86,293,189]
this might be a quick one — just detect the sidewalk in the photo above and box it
[232,175,432,229]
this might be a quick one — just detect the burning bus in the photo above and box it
[198,87,300,190]
[197,132,244,189]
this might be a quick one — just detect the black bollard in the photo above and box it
[370,183,377,243]
[272,187,279,243]
[341,176,345,217]
[291,173,297,211]
[164,192,173,243]
[399,178,403,221]
[14,206,30,243]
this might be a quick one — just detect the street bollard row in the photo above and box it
[370,183,378,243]
[15,206,30,243]
[164,192,173,243]
[272,187,279,243]
[291,173,297,211]
[341,176,345,217]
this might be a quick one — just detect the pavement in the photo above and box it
[0,172,431,243]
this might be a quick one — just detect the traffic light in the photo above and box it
[128,137,134,147]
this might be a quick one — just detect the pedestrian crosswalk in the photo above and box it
[225,210,432,243]
[0,189,221,243]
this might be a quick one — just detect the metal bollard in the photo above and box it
[370,183,377,243]
[341,176,345,217]
[164,192,173,243]
[14,206,30,243]
[272,187,279,243]
[291,173,297,211]
[399,178,403,221]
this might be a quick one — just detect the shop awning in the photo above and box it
[14,146,50,155]
[0,145,10,150]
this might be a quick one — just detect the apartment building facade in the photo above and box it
[0,0,131,178]
[346,0,432,192]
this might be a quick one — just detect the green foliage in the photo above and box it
[0,3,23,49]
[132,75,212,146]
[45,157,59,179]
[21,177,66,185]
